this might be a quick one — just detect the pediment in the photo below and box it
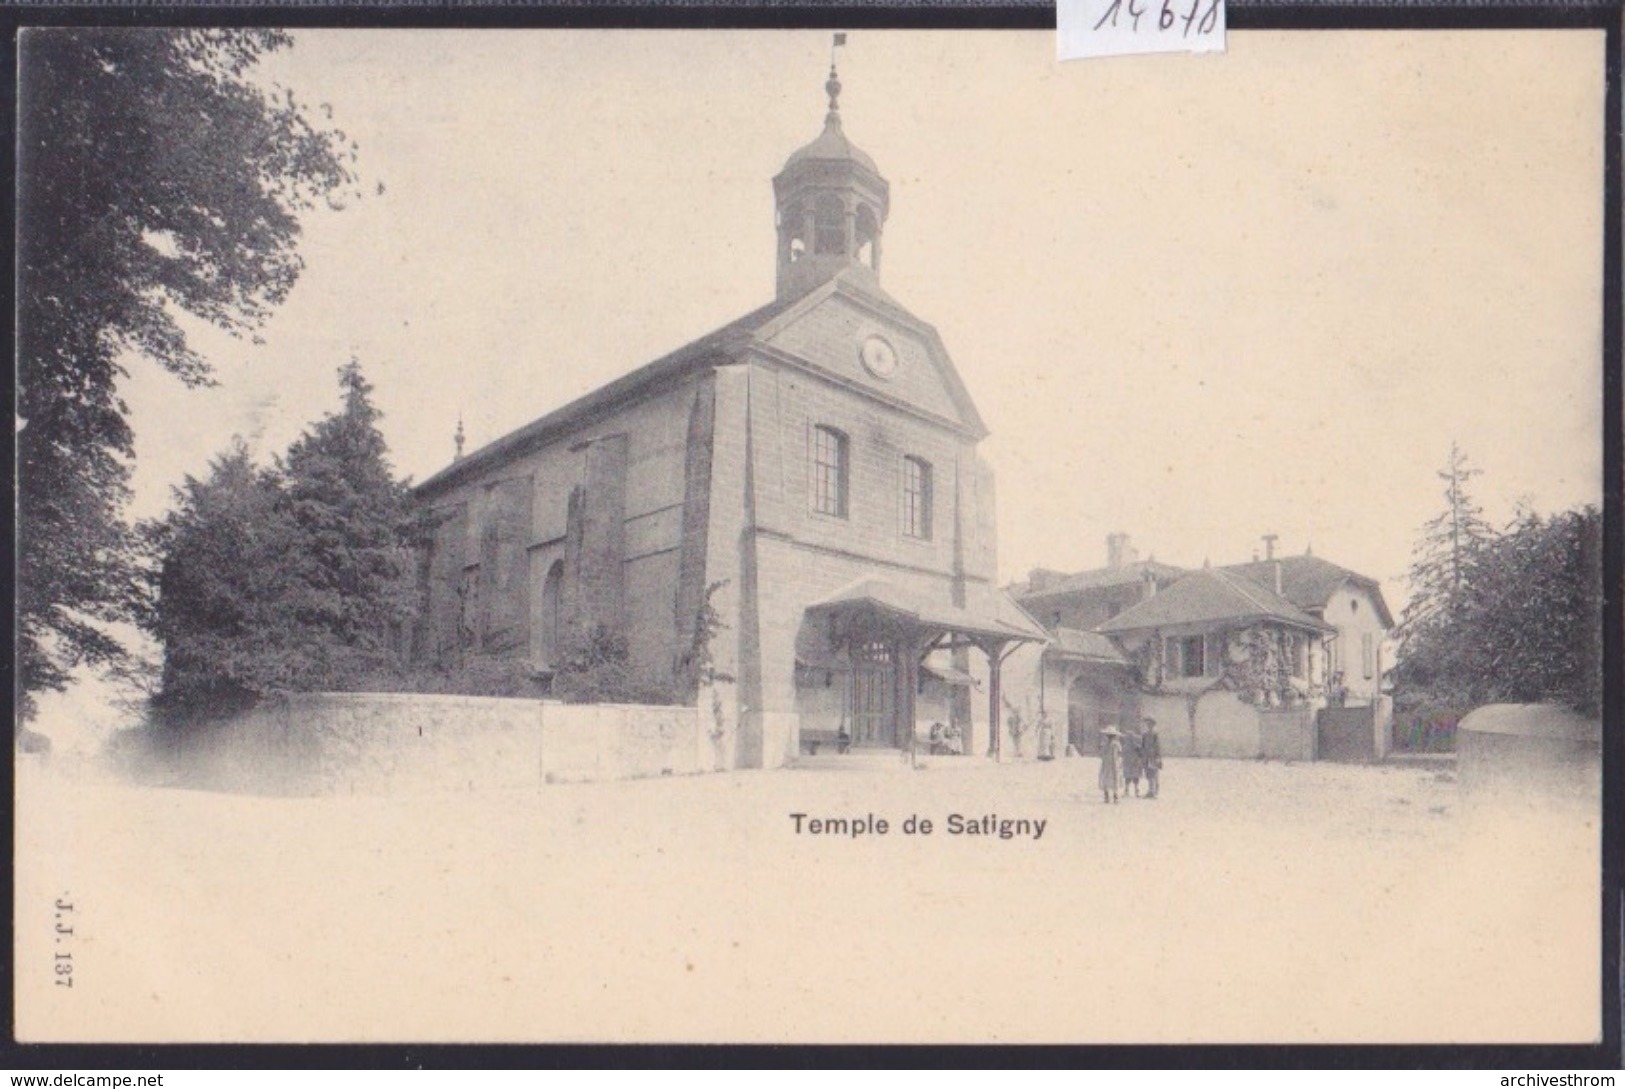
[751,276,987,438]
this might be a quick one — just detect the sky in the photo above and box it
[117,28,1606,609]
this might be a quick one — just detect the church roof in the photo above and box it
[416,297,797,498]
[1096,568,1334,636]
[781,113,881,178]
[418,268,986,498]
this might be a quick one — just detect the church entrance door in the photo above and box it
[850,641,897,747]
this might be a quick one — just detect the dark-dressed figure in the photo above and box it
[1122,725,1145,797]
[1140,717,1162,798]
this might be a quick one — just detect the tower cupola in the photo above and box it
[773,61,890,301]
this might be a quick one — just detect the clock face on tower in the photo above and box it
[859,335,898,379]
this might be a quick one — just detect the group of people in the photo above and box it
[925,720,966,755]
[1096,718,1162,804]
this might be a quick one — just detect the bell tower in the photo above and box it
[773,61,890,301]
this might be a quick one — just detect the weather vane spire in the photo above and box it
[826,32,847,118]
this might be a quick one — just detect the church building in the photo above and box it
[412,64,1046,769]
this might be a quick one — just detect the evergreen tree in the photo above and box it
[145,361,421,708]
[1393,442,1496,701]
[143,441,308,708]
[18,29,363,721]
[274,359,422,687]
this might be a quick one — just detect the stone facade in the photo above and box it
[419,379,702,697]
[410,72,1039,769]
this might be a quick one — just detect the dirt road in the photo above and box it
[14,755,1600,1044]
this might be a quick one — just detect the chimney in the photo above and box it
[1142,567,1158,601]
[1273,561,1283,595]
[1106,533,1127,570]
[1262,533,1279,561]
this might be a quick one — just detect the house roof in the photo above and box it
[807,576,1050,644]
[1095,568,1334,636]
[1015,560,1188,603]
[1220,555,1395,628]
[1046,627,1129,666]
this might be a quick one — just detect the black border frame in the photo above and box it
[1,2,1619,1070]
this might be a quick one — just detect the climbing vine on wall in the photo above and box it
[1220,626,1306,707]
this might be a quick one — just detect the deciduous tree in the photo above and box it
[18,29,361,720]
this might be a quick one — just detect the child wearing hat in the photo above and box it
[1098,726,1125,804]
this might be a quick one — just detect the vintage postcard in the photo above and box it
[13,27,1608,1045]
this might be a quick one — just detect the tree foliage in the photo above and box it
[1395,453,1602,717]
[273,360,422,683]
[143,362,420,710]
[1392,443,1496,700]
[142,442,303,708]
[1396,442,1496,641]
[1451,507,1602,715]
[18,29,362,717]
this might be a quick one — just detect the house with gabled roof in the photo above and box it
[1097,565,1335,696]
[1219,553,1395,707]
[1007,535,1395,760]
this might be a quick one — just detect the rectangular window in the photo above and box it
[812,425,848,518]
[902,457,932,540]
[1175,635,1206,678]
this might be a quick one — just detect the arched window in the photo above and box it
[855,204,880,269]
[537,559,564,667]
[902,456,932,540]
[781,202,807,264]
[811,425,849,518]
[814,195,845,257]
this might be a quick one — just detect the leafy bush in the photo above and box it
[1390,702,1467,753]
[554,625,678,706]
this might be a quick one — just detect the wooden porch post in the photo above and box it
[977,636,1009,760]
[896,633,918,755]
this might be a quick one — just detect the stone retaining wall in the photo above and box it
[132,693,706,795]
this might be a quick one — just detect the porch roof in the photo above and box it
[922,663,979,687]
[806,577,1050,645]
[1046,627,1130,666]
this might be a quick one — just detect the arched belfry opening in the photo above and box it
[854,203,881,270]
[772,61,890,301]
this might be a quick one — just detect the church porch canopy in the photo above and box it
[804,577,1046,759]
[805,576,1048,649]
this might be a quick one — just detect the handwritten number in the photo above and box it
[1093,0,1123,30]
[1159,0,1175,30]
[1197,0,1221,34]
[1181,0,1200,35]
[1127,0,1145,31]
